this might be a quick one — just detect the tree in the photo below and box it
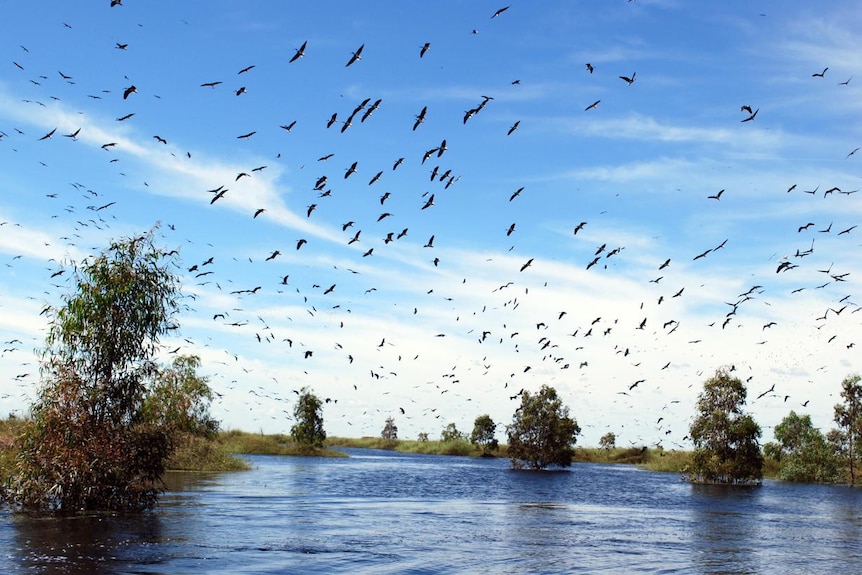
[506,385,581,470]
[470,414,499,454]
[441,422,464,442]
[688,368,763,485]
[833,374,862,485]
[143,355,219,438]
[5,229,181,512]
[381,416,398,441]
[765,411,840,483]
[417,432,429,443]
[290,387,326,449]
[599,432,616,458]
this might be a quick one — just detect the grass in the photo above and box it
[327,436,504,457]
[218,429,346,458]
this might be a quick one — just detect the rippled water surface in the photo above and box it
[2,449,861,573]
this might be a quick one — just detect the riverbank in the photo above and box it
[0,418,775,477]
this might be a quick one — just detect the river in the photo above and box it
[1,449,861,573]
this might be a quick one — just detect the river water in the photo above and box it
[1,448,861,574]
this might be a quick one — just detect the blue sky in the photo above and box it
[1,0,860,447]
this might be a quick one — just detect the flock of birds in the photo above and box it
[1,2,860,446]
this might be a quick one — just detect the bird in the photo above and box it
[421,194,435,210]
[413,106,427,131]
[585,100,600,111]
[39,128,58,141]
[507,121,520,135]
[344,161,358,178]
[327,113,338,129]
[491,6,510,18]
[123,85,137,99]
[741,108,759,122]
[238,64,256,74]
[509,187,524,201]
[520,258,534,272]
[289,41,307,63]
[346,44,364,67]
[573,222,587,235]
[708,189,724,200]
[619,72,636,85]
[200,81,222,88]
[811,67,828,77]
[420,42,430,58]
[280,121,297,132]
[586,63,594,73]
[254,208,266,218]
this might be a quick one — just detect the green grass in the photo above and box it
[326,436,503,457]
[218,429,346,457]
[167,432,250,472]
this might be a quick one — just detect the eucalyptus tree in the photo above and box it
[834,374,862,485]
[6,228,182,512]
[688,368,763,485]
[290,387,326,449]
[506,385,580,470]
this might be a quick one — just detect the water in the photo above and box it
[1,449,861,574]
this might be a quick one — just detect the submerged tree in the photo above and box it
[381,416,398,441]
[441,422,464,442]
[599,432,617,452]
[290,387,326,449]
[765,411,840,483]
[506,385,580,470]
[833,374,862,485]
[5,228,182,512]
[470,414,499,454]
[688,368,763,485]
[143,355,219,438]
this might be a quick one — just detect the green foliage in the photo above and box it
[381,416,398,440]
[470,414,499,454]
[688,368,763,485]
[599,432,617,452]
[767,411,841,483]
[833,374,862,485]
[506,385,581,470]
[3,229,181,512]
[143,355,219,438]
[417,432,429,443]
[441,422,464,442]
[290,387,326,449]
[166,432,250,471]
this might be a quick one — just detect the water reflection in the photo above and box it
[1,454,861,574]
[689,483,763,574]
[7,510,166,575]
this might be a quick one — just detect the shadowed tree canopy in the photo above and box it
[3,227,183,512]
[834,374,862,485]
[765,411,840,483]
[688,368,763,485]
[143,354,219,438]
[506,385,580,470]
[291,387,326,449]
[470,414,498,454]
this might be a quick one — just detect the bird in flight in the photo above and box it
[619,72,636,85]
[413,106,427,131]
[290,41,307,63]
[707,189,724,200]
[741,108,759,122]
[346,44,364,67]
[492,6,510,18]
[811,67,828,77]
[507,120,520,136]
[420,42,430,58]
[585,100,600,111]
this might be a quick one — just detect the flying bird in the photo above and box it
[507,120,520,135]
[413,106,427,131]
[520,258,534,272]
[585,100,600,111]
[290,41,307,63]
[420,42,430,58]
[619,72,636,85]
[123,85,137,99]
[346,44,364,67]
[741,108,759,122]
[491,6,510,18]
[811,67,828,77]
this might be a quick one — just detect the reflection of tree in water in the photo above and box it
[689,483,763,574]
[9,508,165,574]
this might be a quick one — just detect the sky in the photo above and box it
[0,0,860,447]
